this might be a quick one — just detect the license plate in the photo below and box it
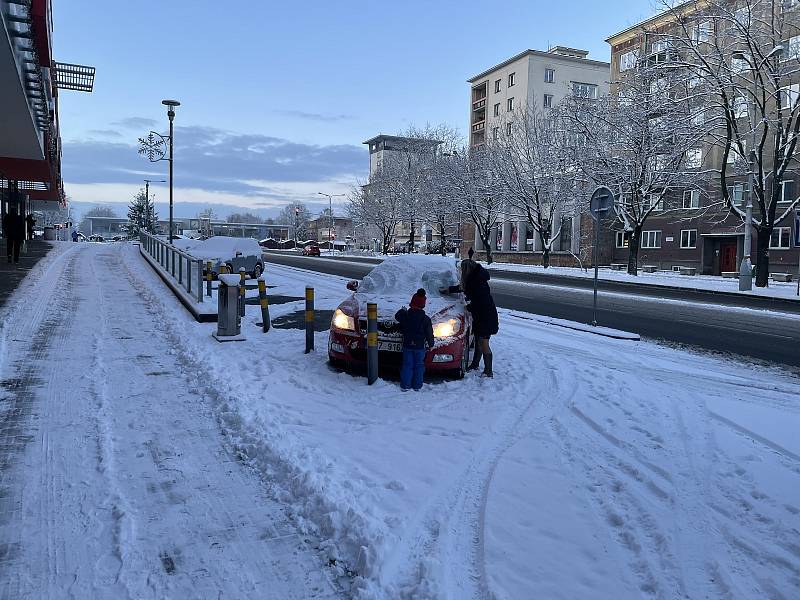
[378,341,402,352]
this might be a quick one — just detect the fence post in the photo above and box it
[171,248,176,277]
[239,267,246,317]
[305,286,314,353]
[206,261,213,296]
[179,253,183,285]
[367,302,378,385]
[258,276,271,333]
[186,256,191,293]
[196,259,204,303]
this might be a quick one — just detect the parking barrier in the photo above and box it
[258,276,271,333]
[239,267,247,317]
[206,261,213,296]
[305,286,314,353]
[367,302,378,385]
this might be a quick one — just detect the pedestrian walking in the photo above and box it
[394,288,435,391]
[25,213,36,240]
[441,258,499,378]
[72,230,79,243]
[2,210,25,264]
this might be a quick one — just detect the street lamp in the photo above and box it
[731,45,784,290]
[137,99,180,243]
[142,178,165,234]
[318,192,345,251]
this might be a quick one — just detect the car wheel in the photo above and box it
[455,330,472,379]
[254,263,263,278]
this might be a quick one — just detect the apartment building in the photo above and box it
[466,46,610,262]
[468,46,610,148]
[606,2,800,275]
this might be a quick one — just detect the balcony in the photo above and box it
[472,98,486,111]
[471,121,486,133]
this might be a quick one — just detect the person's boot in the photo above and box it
[467,346,482,371]
[482,352,493,378]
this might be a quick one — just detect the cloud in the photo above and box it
[276,110,354,122]
[87,129,122,138]
[60,125,367,205]
[112,116,159,130]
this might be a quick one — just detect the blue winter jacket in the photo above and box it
[394,307,435,350]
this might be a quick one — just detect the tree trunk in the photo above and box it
[409,219,415,252]
[755,227,771,288]
[627,227,641,276]
[439,223,447,256]
[482,232,493,264]
[542,247,551,268]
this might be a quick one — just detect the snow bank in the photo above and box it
[359,255,459,297]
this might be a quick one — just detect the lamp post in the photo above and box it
[732,45,784,290]
[142,178,165,235]
[162,100,180,243]
[318,192,345,251]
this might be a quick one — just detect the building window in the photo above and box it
[644,194,663,212]
[558,217,573,252]
[788,35,800,60]
[641,230,662,249]
[680,229,698,248]
[493,103,500,117]
[691,110,705,126]
[492,127,499,141]
[508,72,515,87]
[686,148,703,169]
[616,231,631,248]
[683,189,701,209]
[731,56,748,75]
[781,83,800,109]
[543,94,553,109]
[620,50,638,72]
[506,122,512,136]
[544,68,555,83]
[572,82,598,99]
[727,140,746,164]
[507,97,514,112]
[727,183,744,205]
[770,227,791,249]
[651,39,669,54]
[733,96,749,118]
[693,20,712,43]
[780,180,794,203]
[495,79,501,93]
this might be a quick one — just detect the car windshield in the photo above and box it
[358,255,459,297]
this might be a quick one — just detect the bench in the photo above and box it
[610,263,626,271]
[721,271,738,279]
[679,267,697,276]
[771,272,793,283]
[641,265,658,273]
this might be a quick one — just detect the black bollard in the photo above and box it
[367,302,378,385]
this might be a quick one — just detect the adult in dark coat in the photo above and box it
[441,258,499,377]
[25,213,36,240]
[2,211,25,264]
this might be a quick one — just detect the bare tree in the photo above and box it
[277,203,312,240]
[563,55,709,275]
[657,0,800,286]
[348,179,402,255]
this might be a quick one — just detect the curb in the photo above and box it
[508,312,640,341]
[139,246,217,323]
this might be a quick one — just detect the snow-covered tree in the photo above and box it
[127,189,159,238]
[226,212,262,224]
[657,0,800,286]
[563,55,709,275]
[277,203,312,240]
[348,179,402,255]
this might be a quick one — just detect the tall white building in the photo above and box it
[468,46,610,147]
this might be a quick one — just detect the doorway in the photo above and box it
[719,240,738,273]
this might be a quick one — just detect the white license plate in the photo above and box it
[378,341,402,352]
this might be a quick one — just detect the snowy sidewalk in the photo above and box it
[0,244,339,599]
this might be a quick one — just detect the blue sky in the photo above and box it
[54,0,654,218]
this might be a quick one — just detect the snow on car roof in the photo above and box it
[189,236,262,260]
[359,254,460,297]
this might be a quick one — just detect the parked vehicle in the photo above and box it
[328,255,473,378]
[192,237,265,279]
[302,244,321,256]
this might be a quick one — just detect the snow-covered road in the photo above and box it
[0,244,340,599]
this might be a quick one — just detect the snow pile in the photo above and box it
[188,236,262,261]
[359,254,459,297]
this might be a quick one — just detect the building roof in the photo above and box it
[467,48,610,84]
[362,134,442,146]
[606,0,697,46]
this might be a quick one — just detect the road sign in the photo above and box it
[590,186,615,221]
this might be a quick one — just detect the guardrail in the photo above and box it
[139,231,204,303]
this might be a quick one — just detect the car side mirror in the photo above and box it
[346,280,359,292]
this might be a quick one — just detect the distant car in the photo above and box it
[302,244,321,256]
[328,255,474,378]
[192,236,264,279]
[89,234,104,242]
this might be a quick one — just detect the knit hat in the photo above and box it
[410,288,427,309]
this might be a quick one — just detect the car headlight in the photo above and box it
[332,308,355,331]
[433,318,460,338]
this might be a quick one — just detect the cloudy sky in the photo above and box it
[53,0,654,218]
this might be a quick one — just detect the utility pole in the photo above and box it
[143,178,166,234]
[318,192,344,251]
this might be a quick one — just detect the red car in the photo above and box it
[302,244,321,256]
[328,255,474,378]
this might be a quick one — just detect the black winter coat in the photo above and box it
[394,307,435,350]
[450,265,499,338]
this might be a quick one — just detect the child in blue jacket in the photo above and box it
[394,288,435,391]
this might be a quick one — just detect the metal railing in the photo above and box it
[140,231,204,303]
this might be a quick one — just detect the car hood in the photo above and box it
[338,292,465,323]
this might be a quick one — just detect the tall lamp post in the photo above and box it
[318,192,345,250]
[137,99,180,243]
[732,45,784,291]
[143,178,165,234]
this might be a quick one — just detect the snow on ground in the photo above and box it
[0,243,340,599]
[488,261,800,300]
[125,245,800,599]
